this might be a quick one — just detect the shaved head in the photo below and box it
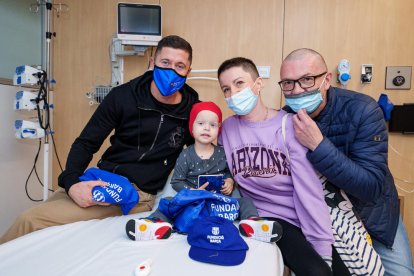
[283,48,327,71]
[280,48,332,118]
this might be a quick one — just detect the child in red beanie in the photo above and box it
[171,101,233,194]
[126,102,282,242]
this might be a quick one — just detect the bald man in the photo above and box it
[279,48,413,276]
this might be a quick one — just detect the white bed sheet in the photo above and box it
[0,182,284,276]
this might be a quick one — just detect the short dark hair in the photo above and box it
[154,35,193,63]
[217,57,259,80]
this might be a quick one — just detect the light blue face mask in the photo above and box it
[284,77,326,113]
[284,89,323,113]
[225,83,259,115]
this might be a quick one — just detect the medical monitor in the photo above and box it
[117,3,162,46]
[388,104,414,134]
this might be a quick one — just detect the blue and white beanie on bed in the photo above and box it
[79,168,139,215]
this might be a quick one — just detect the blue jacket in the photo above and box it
[286,86,399,247]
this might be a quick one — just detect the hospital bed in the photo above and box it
[0,180,284,276]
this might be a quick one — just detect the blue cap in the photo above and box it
[79,168,139,215]
[187,216,249,266]
[340,73,350,81]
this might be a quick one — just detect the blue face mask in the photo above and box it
[284,77,326,113]
[284,89,323,113]
[153,65,187,96]
[225,83,258,115]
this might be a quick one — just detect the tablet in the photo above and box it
[197,174,224,193]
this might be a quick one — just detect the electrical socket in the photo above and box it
[385,66,412,90]
[361,64,373,83]
[257,66,271,79]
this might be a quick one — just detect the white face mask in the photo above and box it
[225,81,259,115]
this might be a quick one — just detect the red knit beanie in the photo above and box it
[189,102,222,137]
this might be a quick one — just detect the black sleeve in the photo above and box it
[58,89,121,193]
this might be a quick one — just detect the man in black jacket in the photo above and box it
[1,35,199,243]
[279,48,413,275]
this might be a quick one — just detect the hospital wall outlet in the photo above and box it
[257,66,271,79]
[86,85,114,105]
[361,64,373,83]
[385,66,412,90]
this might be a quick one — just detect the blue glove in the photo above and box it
[378,93,394,121]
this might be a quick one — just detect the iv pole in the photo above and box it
[42,1,53,201]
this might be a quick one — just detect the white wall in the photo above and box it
[0,84,51,236]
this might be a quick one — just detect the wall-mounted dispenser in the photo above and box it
[337,59,351,87]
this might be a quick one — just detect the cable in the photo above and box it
[279,0,286,110]
[23,69,60,201]
[49,128,63,172]
[389,143,414,182]
[33,70,50,130]
[388,143,414,193]
[24,139,49,201]
[187,77,218,81]
[25,139,42,201]
[395,182,414,194]
[146,48,150,69]
[147,46,154,70]
[22,70,53,201]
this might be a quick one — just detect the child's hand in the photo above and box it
[221,178,234,195]
[197,182,209,190]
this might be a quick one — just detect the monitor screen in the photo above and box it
[117,3,162,46]
[388,104,414,134]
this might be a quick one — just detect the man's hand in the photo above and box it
[221,178,234,195]
[68,181,109,208]
[292,109,324,151]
